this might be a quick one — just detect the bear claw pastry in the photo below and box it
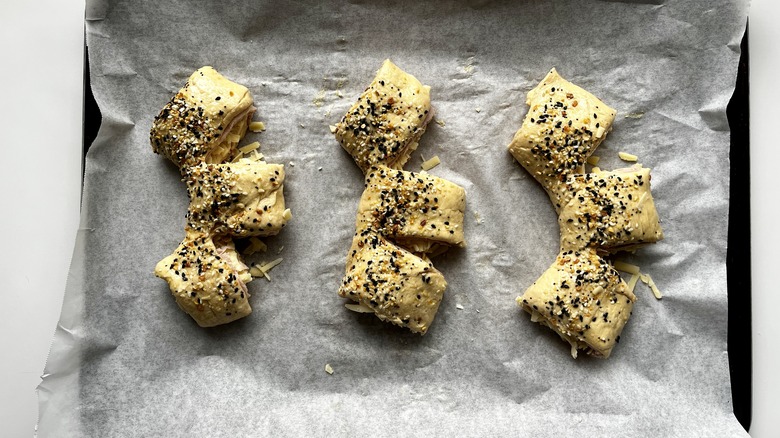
[152,67,290,327]
[336,60,464,334]
[510,69,662,358]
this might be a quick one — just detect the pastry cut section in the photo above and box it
[184,160,288,238]
[508,68,616,212]
[335,59,432,173]
[155,232,253,328]
[151,66,255,170]
[356,166,465,254]
[558,167,663,252]
[517,248,635,359]
[339,228,447,334]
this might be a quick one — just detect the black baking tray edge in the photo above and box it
[81,28,752,432]
[726,25,751,432]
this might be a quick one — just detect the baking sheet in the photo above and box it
[39,0,749,436]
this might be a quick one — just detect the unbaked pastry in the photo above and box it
[335,60,464,334]
[152,67,290,327]
[517,248,635,358]
[335,60,432,173]
[558,166,663,252]
[510,69,662,358]
[155,231,253,327]
[338,165,465,333]
[339,227,447,334]
[150,66,255,170]
[356,166,465,254]
[184,160,288,238]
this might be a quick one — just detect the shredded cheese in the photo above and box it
[324,364,334,375]
[231,151,244,162]
[251,258,283,281]
[614,260,640,275]
[455,304,464,310]
[249,237,267,253]
[475,108,481,113]
[619,151,638,162]
[345,302,374,313]
[243,237,268,256]
[312,89,325,108]
[627,272,641,293]
[227,133,242,144]
[591,167,601,172]
[421,155,441,171]
[259,258,283,273]
[239,142,260,154]
[249,121,265,132]
[624,112,644,119]
[249,266,268,280]
[435,119,446,127]
[640,273,663,299]
[282,208,293,221]
[329,124,338,133]
[586,155,600,165]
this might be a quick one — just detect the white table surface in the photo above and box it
[0,1,777,436]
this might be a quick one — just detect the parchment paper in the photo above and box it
[38,1,749,436]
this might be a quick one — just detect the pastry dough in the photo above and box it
[155,231,253,327]
[356,166,465,253]
[184,159,288,237]
[558,167,663,252]
[339,227,447,334]
[335,60,432,173]
[508,68,616,212]
[151,66,255,170]
[517,248,635,358]
[334,60,464,334]
[152,67,290,327]
[509,69,662,358]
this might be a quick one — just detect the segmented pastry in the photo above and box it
[517,248,635,358]
[508,68,616,212]
[151,66,255,170]
[336,60,464,334]
[152,67,290,327]
[335,60,432,173]
[510,69,662,358]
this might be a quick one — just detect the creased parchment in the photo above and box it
[38,1,749,436]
